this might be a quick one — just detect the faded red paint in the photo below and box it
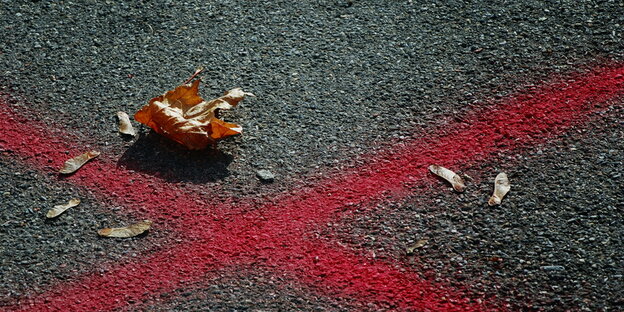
[1,64,623,311]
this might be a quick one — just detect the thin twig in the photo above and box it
[183,67,205,85]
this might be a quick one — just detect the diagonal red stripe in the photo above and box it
[1,64,623,311]
[1,108,489,311]
[7,229,484,311]
[2,65,623,226]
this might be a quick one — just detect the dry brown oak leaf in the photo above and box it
[135,80,253,150]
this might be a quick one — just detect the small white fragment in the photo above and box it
[406,239,428,255]
[117,111,136,136]
[46,198,80,218]
[488,172,510,206]
[428,165,466,192]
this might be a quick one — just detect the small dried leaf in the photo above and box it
[488,172,510,206]
[406,239,428,255]
[428,165,466,192]
[46,198,80,218]
[59,151,100,174]
[117,111,136,136]
[98,220,152,238]
[134,78,253,150]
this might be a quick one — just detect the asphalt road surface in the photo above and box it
[1,1,623,311]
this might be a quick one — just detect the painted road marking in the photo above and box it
[1,64,623,311]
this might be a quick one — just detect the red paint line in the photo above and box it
[1,65,623,226]
[8,224,486,311]
[1,64,623,311]
[197,63,624,233]
[0,107,487,311]
[0,110,220,231]
[272,240,481,311]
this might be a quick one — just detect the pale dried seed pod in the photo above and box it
[406,239,428,255]
[428,165,466,192]
[46,198,80,218]
[488,172,510,206]
[59,151,100,174]
[98,220,153,238]
[117,111,136,136]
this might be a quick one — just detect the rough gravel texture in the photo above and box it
[323,105,624,311]
[0,159,168,302]
[1,0,623,311]
[139,268,351,312]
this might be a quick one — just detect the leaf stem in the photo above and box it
[183,67,205,85]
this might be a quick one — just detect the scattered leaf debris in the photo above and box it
[59,151,100,174]
[98,220,153,238]
[406,239,428,255]
[117,111,136,136]
[46,198,80,218]
[134,75,253,150]
[488,172,510,206]
[428,165,466,192]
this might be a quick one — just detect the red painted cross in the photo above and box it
[2,64,623,311]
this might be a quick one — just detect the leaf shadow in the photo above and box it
[116,132,233,183]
